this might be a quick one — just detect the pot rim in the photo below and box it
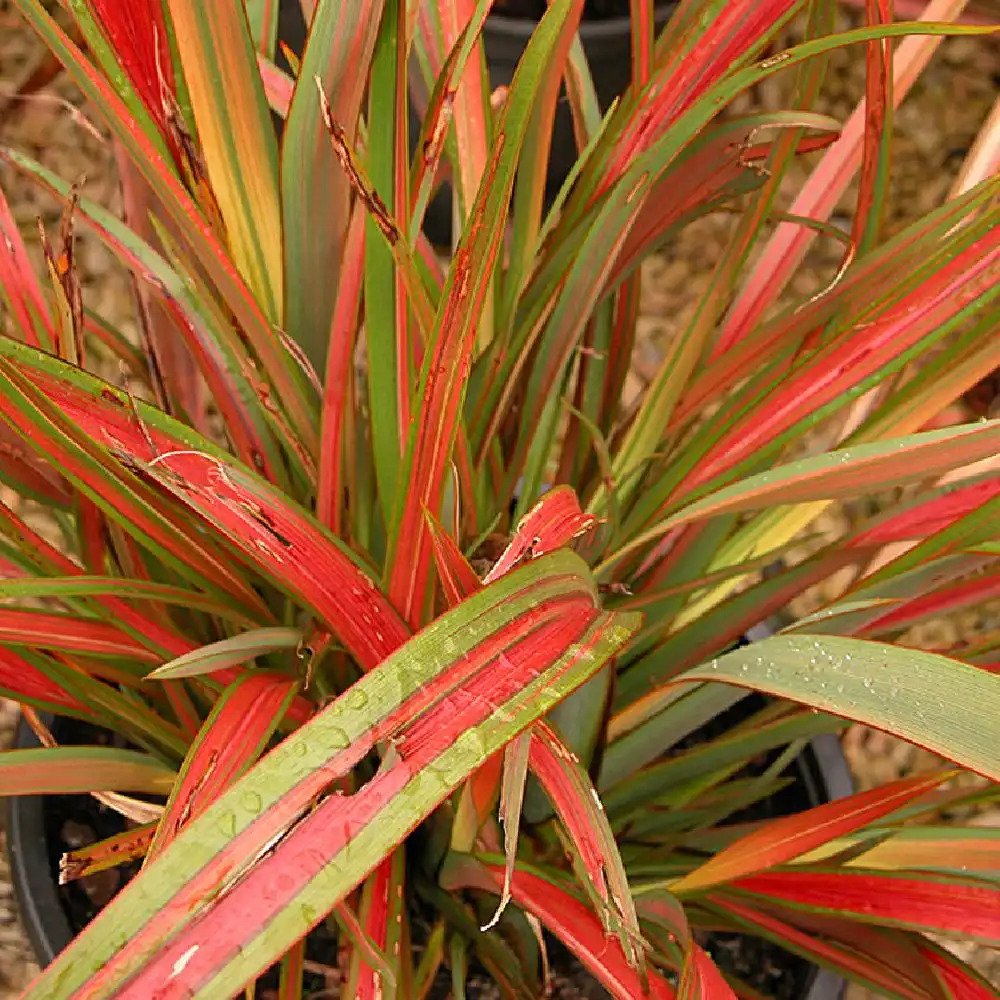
[486,3,676,41]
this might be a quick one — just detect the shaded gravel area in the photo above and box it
[1,0,998,996]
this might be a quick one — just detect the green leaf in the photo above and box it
[0,145,294,483]
[0,575,259,627]
[244,0,279,58]
[671,770,951,893]
[611,420,1000,566]
[683,634,1000,780]
[282,0,384,369]
[148,627,303,679]
[0,746,176,796]
[364,0,407,526]
[10,0,316,449]
[165,0,284,320]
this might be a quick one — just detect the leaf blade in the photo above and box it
[0,746,175,796]
[681,634,1000,780]
[165,0,283,319]
[672,770,952,892]
[148,628,303,680]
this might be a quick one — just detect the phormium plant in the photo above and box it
[1,0,999,997]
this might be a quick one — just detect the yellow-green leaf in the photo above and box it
[167,0,284,320]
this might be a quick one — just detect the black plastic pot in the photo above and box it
[4,722,74,964]
[5,711,850,998]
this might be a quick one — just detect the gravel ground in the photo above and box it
[1,1,998,997]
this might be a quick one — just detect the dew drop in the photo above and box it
[326,727,350,750]
[347,687,369,709]
[241,790,262,814]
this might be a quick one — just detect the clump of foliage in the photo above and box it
[1,0,999,997]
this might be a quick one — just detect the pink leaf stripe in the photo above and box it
[0,647,93,714]
[0,609,160,661]
[75,596,621,997]
[5,356,408,670]
[671,771,950,891]
[733,870,1000,942]
[146,673,299,862]
[484,486,599,584]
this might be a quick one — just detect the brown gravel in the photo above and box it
[1,1,998,997]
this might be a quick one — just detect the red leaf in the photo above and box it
[147,672,299,861]
[862,568,1000,636]
[317,205,365,534]
[672,771,951,892]
[83,0,177,141]
[711,9,965,358]
[4,352,409,670]
[611,130,836,288]
[679,946,737,1000]
[0,609,159,661]
[3,145,289,482]
[851,477,1000,547]
[684,224,1000,495]
[140,449,409,669]
[917,940,999,1000]
[82,595,617,996]
[849,0,892,251]
[386,0,584,625]
[527,720,641,966]
[424,510,482,605]
[256,53,293,117]
[15,2,316,450]
[0,646,93,715]
[61,823,156,883]
[483,486,598,584]
[426,494,604,847]
[0,498,192,661]
[0,419,70,505]
[598,0,798,196]
[351,853,405,1000]
[443,860,675,1000]
[0,181,52,348]
[712,895,941,1000]
[733,870,1000,942]
[0,356,271,617]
